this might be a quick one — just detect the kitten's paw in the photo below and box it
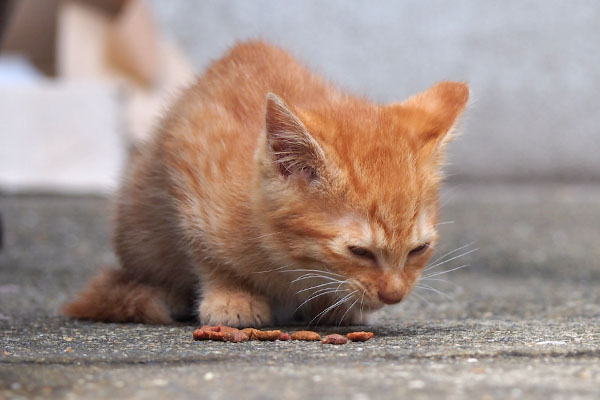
[199,290,272,328]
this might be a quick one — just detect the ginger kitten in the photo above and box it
[63,40,469,327]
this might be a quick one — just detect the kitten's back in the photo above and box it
[191,41,335,125]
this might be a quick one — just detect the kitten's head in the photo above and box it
[254,82,469,316]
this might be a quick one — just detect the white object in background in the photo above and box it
[0,56,43,85]
[56,0,195,145]
[0,81,125,194]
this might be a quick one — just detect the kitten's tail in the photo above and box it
[62,268,174,324]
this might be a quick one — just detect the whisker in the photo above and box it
[359,289,366,322]
[337,297,359,326]
[439,189,455,209]
[252,266,344,278]
[280,268,345,278]
[424,247,478,272]
[296,285,344,298]
[319,291,357,326]
[415,284,455,302]
[295,281,343,294]
[419,277,461,286]
[295,280,348,302]
[309,290,357,326]
[435,221,455,226]
[427,242,475,267]
[410,291,432,306]
[294,288,349,312]
[251,264,294,274]
[423,263,471,279]
[291,273,343,284]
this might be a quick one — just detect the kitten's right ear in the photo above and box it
[401,81,469,154]
[264,93,325,180]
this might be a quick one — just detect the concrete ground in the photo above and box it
[1,184,599,399]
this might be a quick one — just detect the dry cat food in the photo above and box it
[194,325,289,343]
[193,325,249,343]
[290,330,321,341]
[241,328,282,341]
[193,326,374,344]
[193,328,225,341]
[321,334,348,345]
[346,331,374,342]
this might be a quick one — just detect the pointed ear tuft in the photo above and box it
[404,81,469,119]
[402,81,470,153]
[265,93,325,180]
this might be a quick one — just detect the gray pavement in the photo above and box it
[1,184,599,399]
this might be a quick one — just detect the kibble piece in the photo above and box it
[218,324,239,333]
[200,325,221,332]
[223,330,249,343]
[193,329,227,341]
[206,331,227,341]
[193,328,206,340]
[291,330,321,341]
[195,325,302,343]
[253,329,281,341]
[321,334,347,345]
[195,325,250,342]
[218,325,249,341]
[346,331,374,342]
[239,328,281,341]
[240,328,256,338]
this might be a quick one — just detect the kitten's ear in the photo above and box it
[264,93,325,180]
[401,81,469,155]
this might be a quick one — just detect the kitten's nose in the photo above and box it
[377,290,404,305]
[378,275,405,304]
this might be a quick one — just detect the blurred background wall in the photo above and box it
[149,0,600,183]
[1,0,599,193]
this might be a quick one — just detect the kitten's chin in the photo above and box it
[346,302,386,326]
[360,299,386,313]
[349,309,381,326]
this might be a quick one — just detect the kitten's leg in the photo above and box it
[199,276,272,328]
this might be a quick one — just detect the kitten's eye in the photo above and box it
[409,243,430,256]
[348,246,376,261]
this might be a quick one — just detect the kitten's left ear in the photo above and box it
[400,81,469,155]
[264,93,326,180]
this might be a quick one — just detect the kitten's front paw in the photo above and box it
[199,290,272,328]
